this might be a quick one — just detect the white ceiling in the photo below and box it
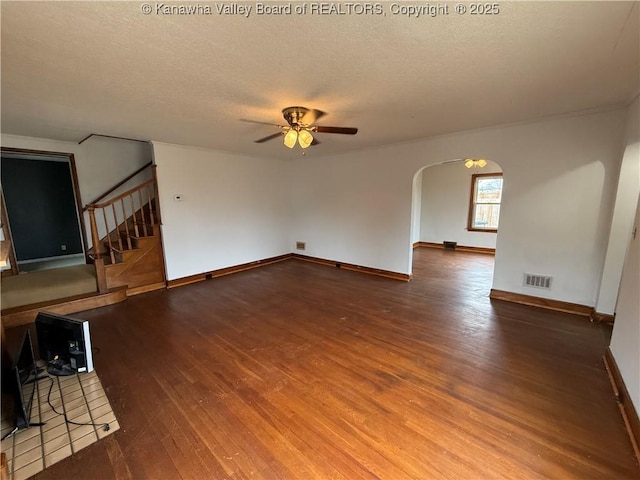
[2,1,639,157]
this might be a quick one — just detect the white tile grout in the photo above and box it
[0,371,119,480]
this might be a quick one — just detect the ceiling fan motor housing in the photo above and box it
[282,106,310,127]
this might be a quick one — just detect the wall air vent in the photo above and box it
[296,241,306,250]
[524,273,552,289]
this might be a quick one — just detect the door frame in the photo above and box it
[0,147,88,269]
[1,190,19,276]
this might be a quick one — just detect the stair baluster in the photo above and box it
[102,209,115,263]
[120,201,132,250]
[138,189,148,237]
[112,203,124,252]
[129,195,140,237]
[146,185,155,226]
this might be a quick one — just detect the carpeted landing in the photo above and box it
[1,265,97,310]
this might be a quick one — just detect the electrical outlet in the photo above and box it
[61,244,67,251]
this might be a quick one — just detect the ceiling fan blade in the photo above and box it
[240,119,285,128]
[314,126,358,135]
[301,109,326,125]
[254,132,284,143]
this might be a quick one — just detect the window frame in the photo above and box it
[467,172,503,233]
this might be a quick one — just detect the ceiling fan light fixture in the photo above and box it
[298,129,314,149]
[251,106,358,148]
[283,128,298,148]
[464,158,487,169]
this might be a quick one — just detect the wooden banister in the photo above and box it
[86,175,158,255]
[85,164,161,294]
[92,179,154,209]
[83,161,152,210]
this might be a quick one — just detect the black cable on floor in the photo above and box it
[46,376,110,432]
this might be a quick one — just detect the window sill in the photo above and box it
[467,228,498,233]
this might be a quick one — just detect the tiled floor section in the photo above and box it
[1,370,119,480]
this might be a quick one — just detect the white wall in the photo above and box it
[419,160,502,248]
[410,170,423,244]
[152,142,291,281]
[596,96,640,315]
[609,195,640,415]
[290,151,412,273]
[290,108,626,306]
[607,97,640,418]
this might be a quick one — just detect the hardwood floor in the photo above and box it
[8,248,639,478]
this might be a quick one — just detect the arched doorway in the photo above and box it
[409,158,504,278]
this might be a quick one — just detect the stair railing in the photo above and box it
[83,161,153,208]
[85,167,160,292]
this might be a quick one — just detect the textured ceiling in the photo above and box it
[1,1,639,157]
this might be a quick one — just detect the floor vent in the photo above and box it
[524,273,552,289]
[443,241,457,250]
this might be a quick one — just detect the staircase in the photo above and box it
[0,167,165,328]
[87,171,166,296]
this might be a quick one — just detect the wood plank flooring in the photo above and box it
[9,248,639,478]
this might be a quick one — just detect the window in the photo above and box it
[468,173,503,232]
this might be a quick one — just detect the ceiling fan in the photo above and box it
[244,106,358,149]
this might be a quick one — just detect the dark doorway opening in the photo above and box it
[0,148,87,273]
